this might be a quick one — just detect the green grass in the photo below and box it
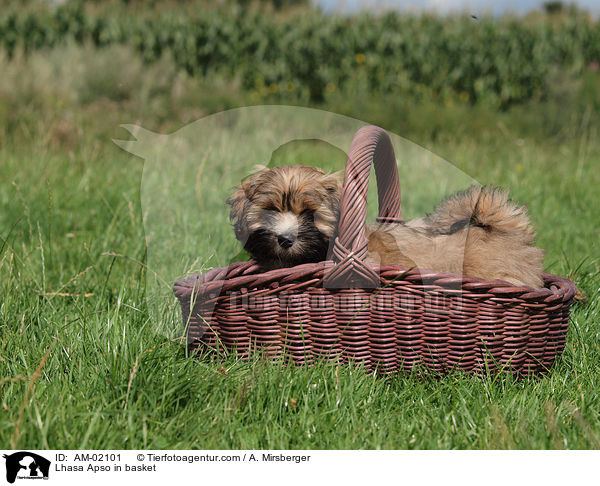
[1,43,600,450]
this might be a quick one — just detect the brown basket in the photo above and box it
[174,126,577,376]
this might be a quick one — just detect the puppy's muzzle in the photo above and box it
[277,233,296,249]
[272,211,299,250]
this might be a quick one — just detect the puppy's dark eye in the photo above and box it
[300,209,314,218]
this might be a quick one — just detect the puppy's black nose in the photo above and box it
[277,234,296,249]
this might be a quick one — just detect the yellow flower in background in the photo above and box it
[268,83,278,94]
[286,82,294,91]
[325,82,336,92]
[355,53,365,64]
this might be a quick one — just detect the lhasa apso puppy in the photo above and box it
[227,165,544,289]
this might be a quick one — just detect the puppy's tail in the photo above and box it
[428,186,537,242]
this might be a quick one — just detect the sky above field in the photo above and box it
[317,0,600,15]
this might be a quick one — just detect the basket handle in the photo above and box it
[324,125,402,288]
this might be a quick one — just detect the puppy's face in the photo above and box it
[227,165,341,268]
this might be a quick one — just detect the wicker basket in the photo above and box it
[174,125,577,376]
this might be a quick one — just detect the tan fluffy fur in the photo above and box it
[367,186,544,288]
[229,166,545,289]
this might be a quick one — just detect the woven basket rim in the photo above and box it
[174,259,577,304]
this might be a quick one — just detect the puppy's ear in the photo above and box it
[315,172,342,232]
[251,164,268,174]
[227,184,251,242]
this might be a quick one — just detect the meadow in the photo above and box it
[1,2,600,449]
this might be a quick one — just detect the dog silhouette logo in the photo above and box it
[3,452,51,483]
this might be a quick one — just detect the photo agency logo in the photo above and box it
[114,106,477,340]
[3,452,51,484]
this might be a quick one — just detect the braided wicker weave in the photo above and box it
[174,126,576,376]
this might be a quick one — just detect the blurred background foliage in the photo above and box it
[1,0,599,109]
